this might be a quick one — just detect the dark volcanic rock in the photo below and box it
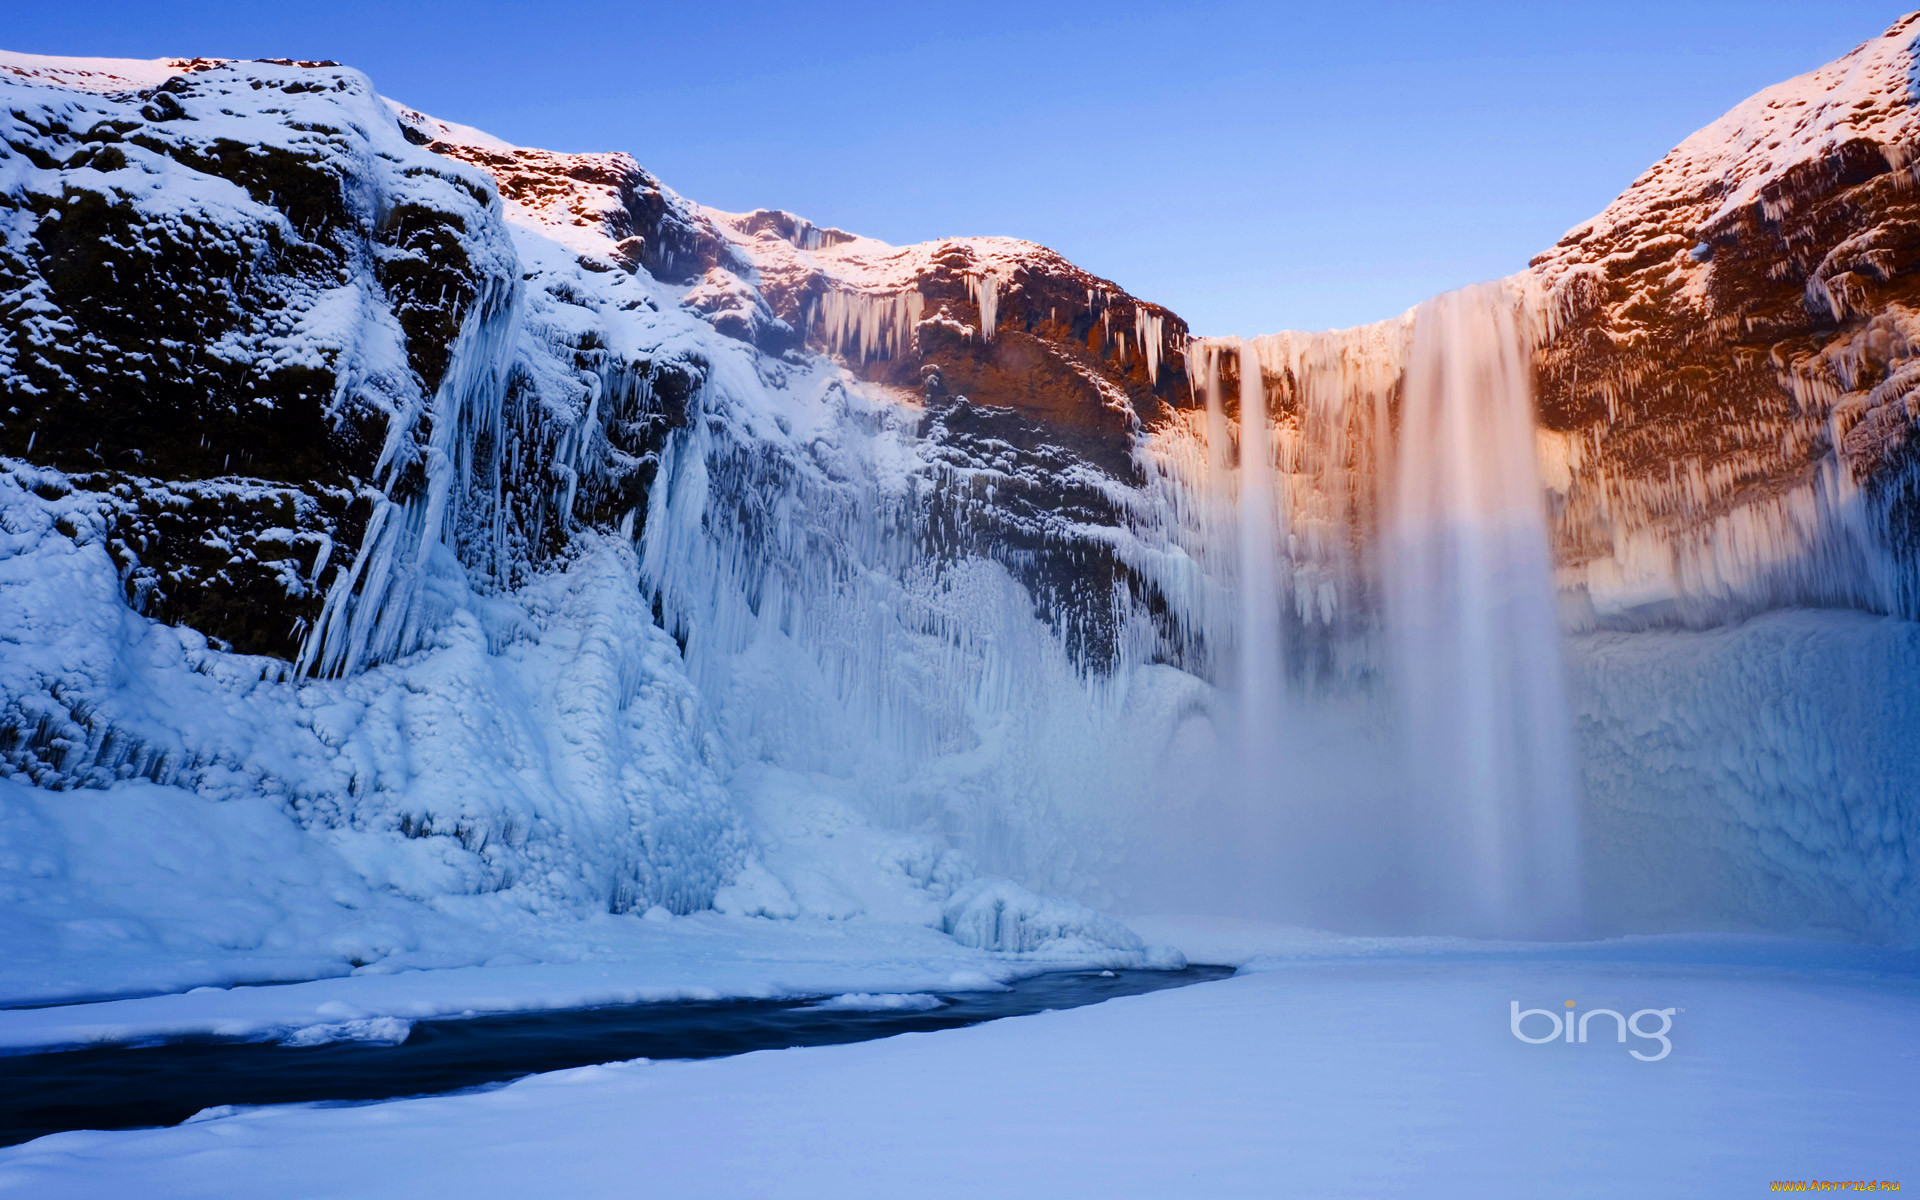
[0,59,510,658]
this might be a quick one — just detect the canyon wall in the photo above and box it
[3,17,1919,958]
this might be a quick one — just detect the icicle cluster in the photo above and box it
[298,276,522,678]
[811,288,925,364]
[969,272,1002,342]
[1134,307,1165,385]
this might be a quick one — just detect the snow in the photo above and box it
[0,918,1050,1053]
[2,934,1913,1198]
[0,56,1918,1200]
[1570,608,1920,942]
[940,879,1167,960]
[1,36,1917,1028]
[807,992,946,1011]
[0,49,1168,1010]
[0,491,1173,1010]
[0,37,1916,1197]
[0,52,185,95]
[276,1017,412,1048]
[700,199,1180,381]
[1534,12,1920,292]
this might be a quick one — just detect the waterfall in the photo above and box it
[1135,296,1585,933]
[1387,282,1582,936]
[1234,343,1287,783]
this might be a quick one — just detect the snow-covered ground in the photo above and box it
[2,931,1913,1198]
[0,913,1150,1053]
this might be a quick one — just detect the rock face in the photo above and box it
[0,57,700,675]
[5,19,1920,948]
[356,108,1198,672]
[1529,11,1920,625]
[0,57,510,660]
[699,215,1193,668]
[0,54,739,925]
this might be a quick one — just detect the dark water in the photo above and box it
[0,966,1232,1147]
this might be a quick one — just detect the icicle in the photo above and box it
[296,270,523,678]
[1133,307,1164,385]
[813,288,925,363]
[969,272,1002,343]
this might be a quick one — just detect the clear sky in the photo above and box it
[7,1,1914,334]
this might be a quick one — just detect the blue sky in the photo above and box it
[8,1,1913,333]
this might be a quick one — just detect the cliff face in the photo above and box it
[5,21,1920,945]
[0,57,704,675]
[24,21,1920,680]
[353,111,1203,670]
[0,55,501,660]
[1529,12,1920,624]
[13,21,1920,674]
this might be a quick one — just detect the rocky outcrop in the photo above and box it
[394,111,1201,668]
[393,109,739,287]
[1529,12,1920,624]
[0,58,740,920]
[0,57,510,659]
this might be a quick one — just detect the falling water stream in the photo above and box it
[1387,284,1582,935]
[1201,282,1581,936]
[1234,342,1287,787]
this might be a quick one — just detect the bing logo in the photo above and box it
[1510,1000,1676,1061]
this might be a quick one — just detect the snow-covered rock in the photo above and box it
[1529,12,1920,625]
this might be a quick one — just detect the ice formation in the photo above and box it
[1134,307,1166,386]
[968,271,1002,342]
[810,288,924,365]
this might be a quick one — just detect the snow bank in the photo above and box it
[0,919,1042,1054]
[0,459,765,999]
[940,879,1172,963]
[807,992,947,1011]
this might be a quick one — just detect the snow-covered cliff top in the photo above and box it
[1533,11,1920,290]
